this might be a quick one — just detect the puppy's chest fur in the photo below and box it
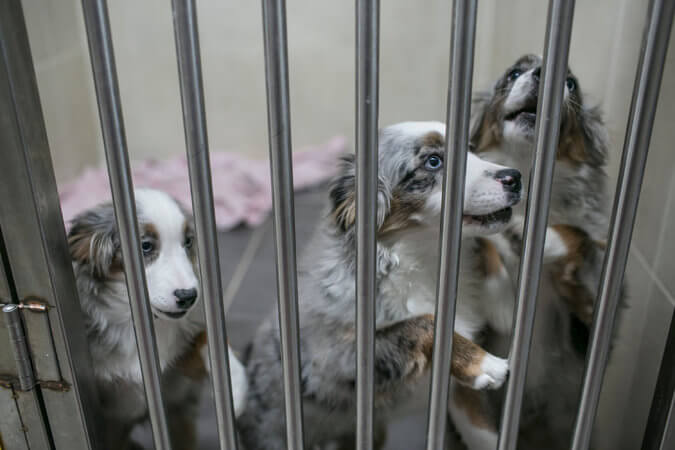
[79,276,203,384]
[379,229,487,340]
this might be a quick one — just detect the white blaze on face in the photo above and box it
[463,153,513,216]
[503,70,536,113]
[135,189,199,314]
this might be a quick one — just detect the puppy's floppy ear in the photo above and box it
[68,206,119,280]
[329,154,391,232]
[559,105,609,168]
[470,91,500,152]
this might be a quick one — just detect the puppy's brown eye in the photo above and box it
[507,69,522,82]
[141,241,154,255]
[424,154,443,171]
[184,235,194,249]
[565,77,576,92]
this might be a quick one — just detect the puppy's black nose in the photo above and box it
[174,288,197,309]
[532,67,541,82]
[495,169,522,193]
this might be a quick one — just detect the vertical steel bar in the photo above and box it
[355,1,379,449]
[3,305,35,391]
[261,1,305,448]
[80,1,172,448]
[496,1,576,449]
[642,310,675,450]
[424,1,477,449]
[170,2,239,449]
[571,2,675,447]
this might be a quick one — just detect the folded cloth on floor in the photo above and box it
[59,136,347,231]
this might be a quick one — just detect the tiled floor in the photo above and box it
[134,186,462,449]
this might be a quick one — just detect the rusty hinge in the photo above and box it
[0,297,49,313]
[0,374,71,392]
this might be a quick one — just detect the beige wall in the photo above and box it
[21,0,675,448]
[22,0,103,184]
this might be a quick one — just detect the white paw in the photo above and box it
[472,354,508,390]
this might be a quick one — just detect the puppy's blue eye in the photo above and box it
[507,69,522,82]
[424,155,443,171]
[565,77,576,92]
[141,241,154,254]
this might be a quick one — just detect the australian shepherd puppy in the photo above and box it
[446,54,614,449]
[68,188,247,450]
[239,122,523,450]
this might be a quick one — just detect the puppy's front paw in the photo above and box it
[472,354,508,390]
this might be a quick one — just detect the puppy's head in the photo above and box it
[329,121,522,238]
[471,54,608,167]
[68,188,199,320]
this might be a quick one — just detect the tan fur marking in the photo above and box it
[451,333,488,386]
[549,224,595,326]
[332,191,356,230]
[421,131,444,149]
[551,224,585,259]
[174,331,208,380]
[143,223,159,240]
[378,192,424,235]
[476,238,504,277]
[402,314,435,379]
[68,231,92,264]
[453,384,495,429]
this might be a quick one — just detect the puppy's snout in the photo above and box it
[532,67,541,82]
[495,169,522,194]
[174,288,197,309]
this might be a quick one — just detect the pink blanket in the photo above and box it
[59,137,347,231]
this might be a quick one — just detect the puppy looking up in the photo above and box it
[239,122,522,450]
[69,188,246,450]
[448,55,615,449]
[471,53,609,240]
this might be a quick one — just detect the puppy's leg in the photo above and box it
[368,315,506,392]
[449,380,499,450]
[451,333,508,391]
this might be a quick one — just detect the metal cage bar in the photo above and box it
[497,1,576,449]
[425,1,477,448]
[80,1,172,448]
[170,1,240,449]
[261,1,306,448]
[355,1,380,449]
[571,1,675,448]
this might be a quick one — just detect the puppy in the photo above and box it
[239,121,522,450]
[68,188,247,450]
[446,54,614,449]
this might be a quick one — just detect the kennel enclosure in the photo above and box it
[1,0,674,449]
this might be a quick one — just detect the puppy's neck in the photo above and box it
[77,269,199,384]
